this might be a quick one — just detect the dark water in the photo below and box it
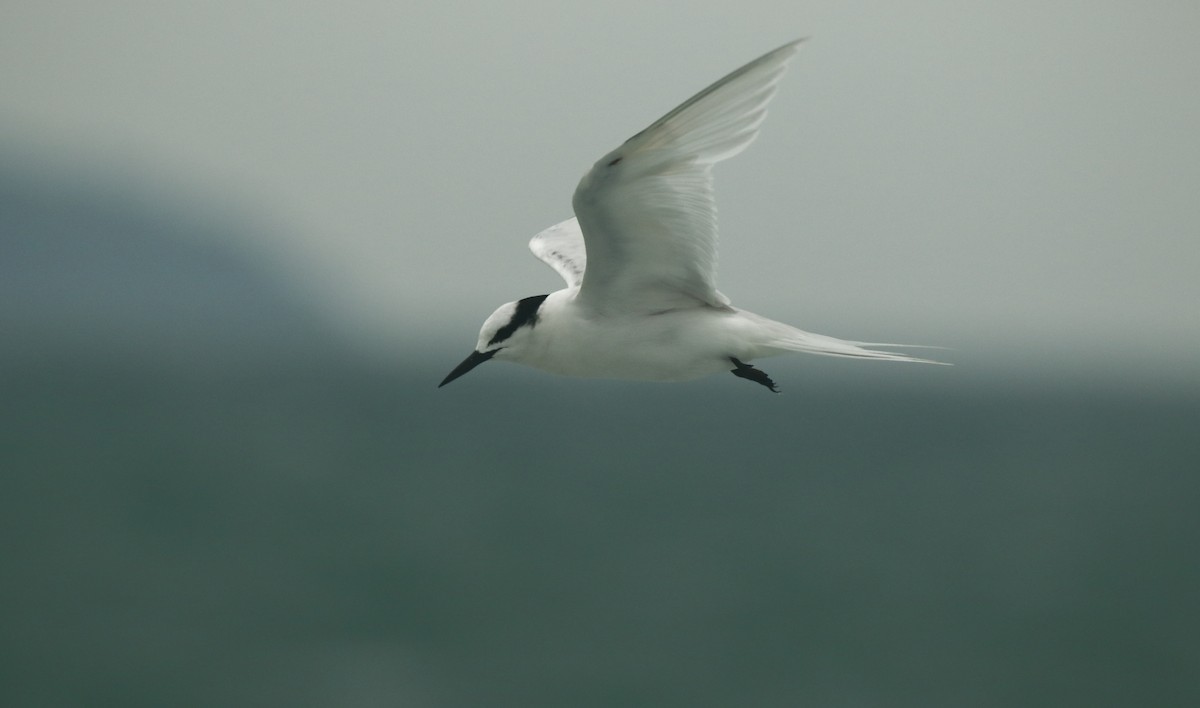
[2,354,1196,707]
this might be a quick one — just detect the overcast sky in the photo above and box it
[3,2,1198,376]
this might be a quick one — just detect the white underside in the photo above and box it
[494,289,939,382]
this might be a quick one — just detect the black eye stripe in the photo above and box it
[487,294,549,346]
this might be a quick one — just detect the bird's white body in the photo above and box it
[505,290,753,381]
[441,40,941,392]
[497,284,922,382]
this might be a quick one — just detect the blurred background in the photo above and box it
[2,2,1198,706]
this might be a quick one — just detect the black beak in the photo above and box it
[438,349,497,388]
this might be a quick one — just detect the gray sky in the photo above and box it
[3,2,1198,376]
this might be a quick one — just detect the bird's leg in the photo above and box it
[729,357,779,393]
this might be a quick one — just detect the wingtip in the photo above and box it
[775,37,809,55]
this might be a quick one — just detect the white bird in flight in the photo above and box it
[441,39,941,393]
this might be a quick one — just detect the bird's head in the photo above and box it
[438,294,549,387]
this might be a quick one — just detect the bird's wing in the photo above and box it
[528,217,587,288]
[570,39,804,315]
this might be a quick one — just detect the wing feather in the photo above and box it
[529,218,587,287]
[571,40,804,314]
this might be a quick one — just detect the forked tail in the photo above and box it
[760,322,948,365]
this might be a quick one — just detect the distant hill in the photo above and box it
[0,162,342,371]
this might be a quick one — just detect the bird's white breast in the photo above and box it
[511,290,758,382]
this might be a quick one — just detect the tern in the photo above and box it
[441,39,941,393]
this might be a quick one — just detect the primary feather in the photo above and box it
[570,40,805,315]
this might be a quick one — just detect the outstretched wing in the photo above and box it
[570,40,804,315]
[528,217,586,288]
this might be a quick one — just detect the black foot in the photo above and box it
[729,357,779,393]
